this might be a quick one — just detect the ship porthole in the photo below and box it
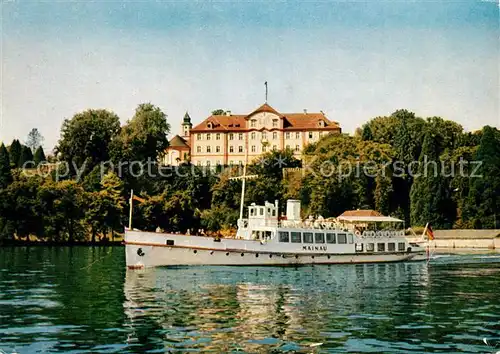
[241,253,244,257]
[312,256,315,259]
[226,252,229,256]
[193,250,197,254]
[282,255,285,258]
[269,254,272,258]
[210,251,214,255]
[255,253,259,258]
[137,248,145,257]
[327,255,331,259]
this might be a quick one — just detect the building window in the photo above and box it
[295,145,300,152]
[279,231,290,243]
[326,233,336,244]
[303,232,313,243]
[315,233,325,244]
[206,160,210,166]
[216,160,221,166]
[262,145,267,152]
[377,243,385,252]
[309,132,313,139]
[238,133,243,140]
[197,161,202,166]
[216,146,221,153]
[272,119,278,127]
[272,145,277,150]
[296,132,300,139]
[250,119,256,128]
[238,146,243,153]
[272,132,277,140]
[285,132,291,139]
[197,146,201,153]
[239,160,243,166]
[262,131,267,140]
[206,146,211,153]
[291,232,301,243]
[286,145,290,150]
[206,133,211,140]
[216,133,220,140]
[338,233,347,244]
[197,134,202,140]
[229,133,234,140]
[251,145,256,152]
[251,132,256,140]
[229,146,234,153]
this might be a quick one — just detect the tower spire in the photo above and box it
[264,81,268,103]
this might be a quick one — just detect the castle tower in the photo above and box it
[181,111,192,139]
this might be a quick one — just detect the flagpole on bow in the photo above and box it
[129,190,134,230]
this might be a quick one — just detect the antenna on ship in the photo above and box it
[229,144,258,220]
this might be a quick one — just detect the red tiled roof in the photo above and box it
[191,104,341,132]
[246,103,282,117]
[191,115,247,132]
[168,135,190,148]
[282,113,340,131]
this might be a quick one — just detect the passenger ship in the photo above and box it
[124,198,426,269]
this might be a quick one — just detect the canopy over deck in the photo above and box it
[337,215,404,223]
[337,210,403,223]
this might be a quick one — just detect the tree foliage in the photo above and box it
[8,140,22,168]
[26,128,44,151]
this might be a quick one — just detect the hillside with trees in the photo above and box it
[0,104,498,244]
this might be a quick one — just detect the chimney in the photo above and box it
[320,110,324,115]
[303,109,307,114]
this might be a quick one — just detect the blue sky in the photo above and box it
[1,0,498,151]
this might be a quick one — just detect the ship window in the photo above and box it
[355,243,363,252]
[315,233,325,244]
[260,208,264,216]
[250,208,255,216]
[303,232,313,243]
[326,233,336,244]
[388,243,395,252]
[348,234,354,244]
[272,210,276,217]
[291,232,301,243]
[279,231,290,243]
[398,242,406,251]
[338,233,347,244]
[367,243,374,252]
[267,208,271,214]
[377,243,385,252]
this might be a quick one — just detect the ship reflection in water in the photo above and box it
[123,263,451,352]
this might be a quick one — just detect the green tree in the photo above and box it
[56,109,121,176]
[211,109,227,116]
[0,144,12,189]
[33,146,47,166]
[26,128,44,151]
[18,145,34,168]
[8,139,22,168]
[112,103,170,164]
[465,126,500,228]
[410,132,455,228]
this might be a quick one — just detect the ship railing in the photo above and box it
[360,230,405,238]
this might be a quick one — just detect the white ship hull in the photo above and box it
[124,230,424,268]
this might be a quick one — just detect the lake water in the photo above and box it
[0,247,499,353]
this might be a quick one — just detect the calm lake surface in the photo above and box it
[0,247,499,353]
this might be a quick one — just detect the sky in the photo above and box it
[1,0,499,152]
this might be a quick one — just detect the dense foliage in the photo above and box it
[0,105,498,244]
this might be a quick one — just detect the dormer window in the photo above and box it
[250,119,257,128]
[207,122,214,129]
[272,119,278,128]
[318,120,325,127]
